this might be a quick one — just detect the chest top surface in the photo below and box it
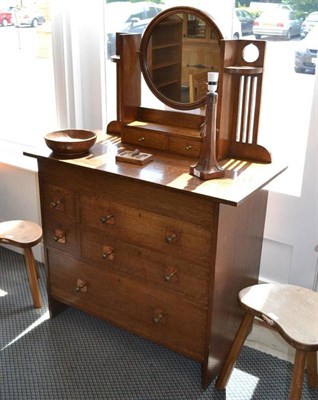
[24,132,286,206]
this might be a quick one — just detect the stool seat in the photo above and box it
[239,284,318,351]
[216,283,318,400]
[0,220,42,247]
[0,220,43,308]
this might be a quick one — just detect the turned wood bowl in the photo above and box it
[44,129,97,156]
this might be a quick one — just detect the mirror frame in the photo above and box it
[139,6,224,110]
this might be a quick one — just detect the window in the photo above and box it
[0,0,57,148]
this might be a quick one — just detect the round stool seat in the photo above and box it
[216,283,318,400]
[0,220,43,308]
[0,220,42,248]
[239,284,318,351]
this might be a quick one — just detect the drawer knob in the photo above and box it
[99,214,114,224]
[75,279,87,293]
[164,268,177,282]
[153,309,166,325]
[165,232,177,244]
[53,230,66,243]
[101,245,115,260]
[50,199,63,209]
[138,136,145,142]
[185,145,192,150]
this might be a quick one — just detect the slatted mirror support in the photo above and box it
[218,40,271,163]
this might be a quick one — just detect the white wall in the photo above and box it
[259,73,318,290]
[0,160,44,261]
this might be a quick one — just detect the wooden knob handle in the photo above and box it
[165,233,177,244]
[53,230,66,243]
[152,309,166,325]
[101,245,115,260]
[50,200,61,208]
[99,214,114,224]
[75,279,87,293]
[164,271,176,282]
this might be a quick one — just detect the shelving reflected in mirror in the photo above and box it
[140,7,224,110]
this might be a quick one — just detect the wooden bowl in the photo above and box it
[44,129,97,156]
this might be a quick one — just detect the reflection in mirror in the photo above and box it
[140,8,224,109]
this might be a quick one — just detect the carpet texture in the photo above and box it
[1,246,317,399]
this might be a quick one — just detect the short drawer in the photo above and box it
[122,127,166,150]
[167,136,201,157]
[81,230,209,304]
[43,217,80,256]
[80,195,213,265]
[41,183,76,220]
[48,250,207,361]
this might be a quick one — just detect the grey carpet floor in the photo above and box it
[0,246,317,400]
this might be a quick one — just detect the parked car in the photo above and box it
[0,8,13,27]
[294,24,318,74]
[15,8,45,27]
[301,11,318,38]
[105,1,162,58]
[235,8,254,36]
[253,9,302,40]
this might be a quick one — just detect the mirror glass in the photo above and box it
[140,8,224,110]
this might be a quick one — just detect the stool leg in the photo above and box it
[289,350,306,400]
[215,312,254,390]
[307,351,318,388]
[23,247,42,308]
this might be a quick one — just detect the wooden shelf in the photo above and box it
[224,66,263,75]
[155,79,180,89]
[152,42,181,50]
[152,61,181,70]
[150,16,183,101]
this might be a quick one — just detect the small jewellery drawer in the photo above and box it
[167,136,201,158]
[49,250,207,361]
[121,127,166,150]
[81,230,209,304]
[41,183,76,220]
[43,217,80,256]
[80,195,213,264]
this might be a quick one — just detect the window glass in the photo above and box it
[0,0,57,147]
[148,7,160,19]
[129,10,146,21]
[186,14,206,38]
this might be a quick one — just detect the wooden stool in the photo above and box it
[215,283,318,400]
[0,220,43,308]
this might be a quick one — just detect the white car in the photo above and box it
[14,8,45,27]
[301,11,318,38]
[105,1,162,58]
[253,9,302,40]
[294,24,318,74]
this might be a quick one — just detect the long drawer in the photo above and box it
[80,194,213,265]
[48,250,207,361]
[81,229,209,304]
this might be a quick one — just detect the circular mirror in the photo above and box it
[140,7,224,110]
